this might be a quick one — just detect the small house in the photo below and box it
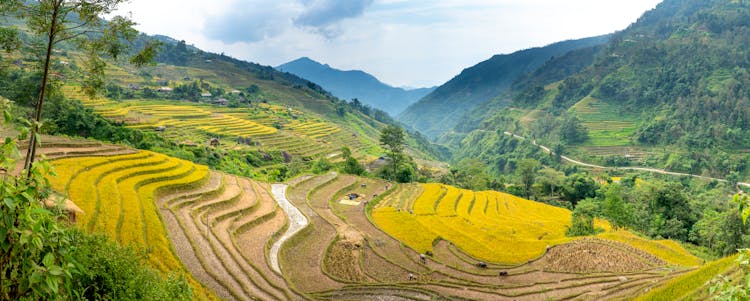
[201,92,212,98]
[230,90,241,94]
[158,86,173,93]
[213,98,229,106]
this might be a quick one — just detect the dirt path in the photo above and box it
[502,131,749,188]
[268,183,308,274]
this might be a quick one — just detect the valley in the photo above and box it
[2,0,750,300]
[16,136,726,300]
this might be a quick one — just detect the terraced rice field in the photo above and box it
[36,137,303,300]
[372,183,701,266]
[273,174,710,300]
[60,86,367,158]
[569,96,640,146]
[27,138,214,299]
[373,183,576,263]
[30,135,726,300]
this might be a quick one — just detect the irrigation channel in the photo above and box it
[269,183,309,274]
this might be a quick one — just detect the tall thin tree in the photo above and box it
[0,0,157,178]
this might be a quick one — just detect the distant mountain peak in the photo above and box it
[276,58,434,116]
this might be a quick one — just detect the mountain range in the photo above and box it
[397,35,611,139]
[276,57,434,116]
[438,0,750,179]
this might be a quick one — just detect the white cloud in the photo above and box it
[113,0,662,87]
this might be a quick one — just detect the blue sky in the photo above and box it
[113,0,662,88]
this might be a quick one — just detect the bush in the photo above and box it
[312,157,332,174]
[566,199,600,236]
[71,234,193,300]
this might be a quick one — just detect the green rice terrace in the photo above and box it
[61,86,376,160]
[569,96,639,147]
[18,135,737,300]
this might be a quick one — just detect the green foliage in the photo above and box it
[380,125,405,155]
[515,158,539,199]
[601,184,631,229]
[559,173,599,206]
[1,100,75,300]
[647,182,696,241]
[71,234,192,300]
[379,125,418,183]
[340,147,364,176]
[709,192,750,300]
[0,26,20,52]
[558,115,588,144]
[311,157,332,174]
[534,167,565,197]
[342,156,364,176]
[451,158,490,191]
[566,198,599,236]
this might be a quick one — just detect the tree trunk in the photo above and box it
[24,0,60,178]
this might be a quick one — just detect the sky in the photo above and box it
[112,0,662,88]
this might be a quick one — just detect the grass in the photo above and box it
[632,255,737,301]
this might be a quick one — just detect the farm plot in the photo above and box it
[372,183,700,267]
[292,177,695,300]
[42,143,216,299]
[570,96,640,146]
[61,86,365,158]
[43,138,306,300]
[373,184,576,264]
[33,134,715,300]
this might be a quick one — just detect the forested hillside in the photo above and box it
[450,0,750,180]
[398,35,610,138]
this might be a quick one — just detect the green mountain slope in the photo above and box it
[0,21,446,177]
[276,57,434,116]
[451,0,750,178]
[397,35,610,139]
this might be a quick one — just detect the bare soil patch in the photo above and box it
[324,239,368,282]
[539,239,663,273]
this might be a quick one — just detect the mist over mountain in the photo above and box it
[277,57,434,116]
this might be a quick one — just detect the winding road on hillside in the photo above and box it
[268,183,309,274]
[503,131,750,189]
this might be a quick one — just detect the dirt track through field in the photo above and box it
[269,183,308,274]
[503,131,750,189]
